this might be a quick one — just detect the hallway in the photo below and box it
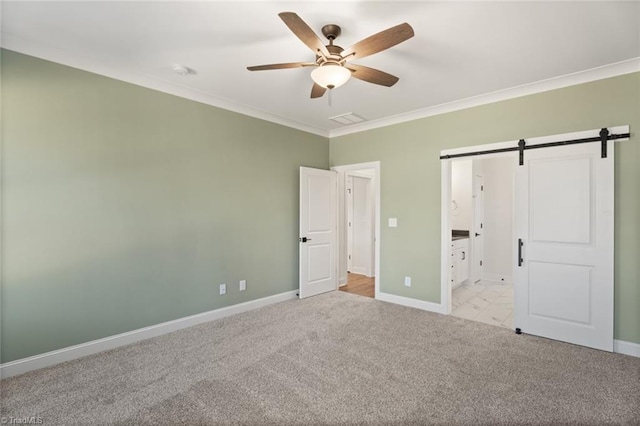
[339,273,374,298]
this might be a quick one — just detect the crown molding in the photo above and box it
[329,57,640,138]
[3,32,637,141]
[1,34,330,138]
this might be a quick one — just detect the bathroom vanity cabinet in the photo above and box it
[450,238,470,288]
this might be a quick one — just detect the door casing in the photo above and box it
[471,173,485,283]
[440,127,627,325]
[332,161,381,299]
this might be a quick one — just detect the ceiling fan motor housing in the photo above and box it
[316,25,345,65]
[321,24,341,41]
[317,44,345,65]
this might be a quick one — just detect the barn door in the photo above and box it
[514,142,613,351]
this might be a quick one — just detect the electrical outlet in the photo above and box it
[404,276,411,287]
[239,280,246,291]
[219,284,226,295]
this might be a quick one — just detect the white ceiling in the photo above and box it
[2,1,639,137]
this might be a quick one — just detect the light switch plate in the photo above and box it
[388,218,398,228]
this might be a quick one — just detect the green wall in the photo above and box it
[330,72,640,345]
[2,49,638,364]
[0,50,329,362]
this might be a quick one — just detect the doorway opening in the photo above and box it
[341,273,375,298]
[448,156,515,329]
[332,162,381,299]
[440,126,624,351]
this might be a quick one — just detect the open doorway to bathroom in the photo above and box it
[449,157,515,329]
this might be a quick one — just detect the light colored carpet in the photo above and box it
[2,291,639,425]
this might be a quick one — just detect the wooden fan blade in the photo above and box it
[279,12,331,58]
[310,83,327,98]
[342,23,414,60]
[247,62,316,71]
[346,64,399,87]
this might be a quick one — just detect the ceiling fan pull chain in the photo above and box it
[328,89,332,107]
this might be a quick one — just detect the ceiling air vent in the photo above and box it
[329,112,366,125]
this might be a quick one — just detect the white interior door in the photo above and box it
[514,142,613,351]
[346,175,354,273]
[472,174,484,283]
[348,175,373,277]
[299,167,337,299]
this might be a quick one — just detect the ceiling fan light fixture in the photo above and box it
[311,63,351,89]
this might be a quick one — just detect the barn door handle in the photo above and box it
[518,239,523,267]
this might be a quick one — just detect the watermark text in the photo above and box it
[1,417,44,425]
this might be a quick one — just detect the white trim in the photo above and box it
[1,36,329,138]
[330,58,640,138]
[481,273,513,284]
[0,290,297,379]
[331,161,381,299]
[377,291,640,358]
[451,281,466,291]
[377,292,446,315]
[1,287,634,380]
[440,159,452,314]
[4,34,637,140]
[614,340,640,358]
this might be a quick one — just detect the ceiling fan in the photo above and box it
[247,12,414,99]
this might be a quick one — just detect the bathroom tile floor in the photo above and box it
[451,280,513,329]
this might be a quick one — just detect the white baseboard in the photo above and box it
[377,292,446,315]
[614,339,640,358]
[451,283,461,291]
[377,293,639,358]
[481,273,513,283]
[3,288,635,379]
[0,290,298,379]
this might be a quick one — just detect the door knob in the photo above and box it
[299,237,312,243]
[475,233,481,237]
